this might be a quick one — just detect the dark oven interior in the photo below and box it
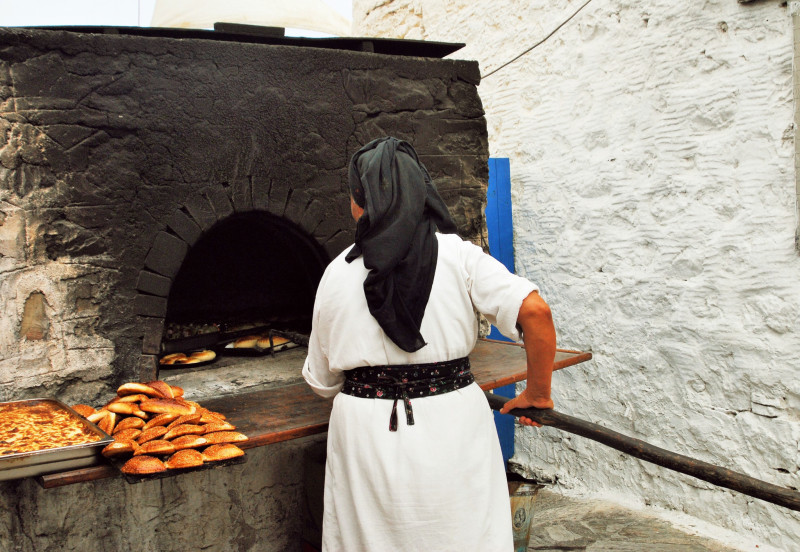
[161,212,328,359]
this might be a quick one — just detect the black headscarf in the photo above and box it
[346,137,458,352]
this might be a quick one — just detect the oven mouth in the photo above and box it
[158,210,328,371]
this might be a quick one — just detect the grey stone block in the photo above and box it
[252,175,270,211]
[133,294,168,317]
[136,270,171,297]
[230,177,253,212]
[183,194,217,231]
[166,210,202,247]
[206,187,234,220]
[140,316,165,355]
[144,231,189,278]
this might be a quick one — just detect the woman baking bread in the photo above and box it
[302,137,556,551]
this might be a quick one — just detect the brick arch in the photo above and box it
[133,177,354,380]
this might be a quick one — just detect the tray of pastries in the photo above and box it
[71,380,248,484]
[0,398,113,481]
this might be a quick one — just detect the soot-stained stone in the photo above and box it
[144,231,189,278]
[43,219,107,260]
[139,353,159,382]
[267,184,290,218]
[283,189,310,227]
[133,294,168,317]
[252,175,270,211]
[166,210,202,246]
[140,316,165,355]
[299,199,325,235]
[230,177,253,212]
[183,194,217,232]
[136,270,171,297]
[206,187,234,220]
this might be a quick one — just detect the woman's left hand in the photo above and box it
[498,389,554,427]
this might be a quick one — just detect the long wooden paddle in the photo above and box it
[485,391,800,512]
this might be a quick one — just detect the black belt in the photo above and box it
[341,357,474,431]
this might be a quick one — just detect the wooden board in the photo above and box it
[39,340,591,488]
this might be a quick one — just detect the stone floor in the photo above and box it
[525,490,743,552]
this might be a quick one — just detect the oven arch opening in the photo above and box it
[162,210,330,356]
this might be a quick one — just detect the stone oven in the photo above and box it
[0,25,496,552]
[0,25,489,408]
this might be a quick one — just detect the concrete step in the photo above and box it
[524,490,744,552]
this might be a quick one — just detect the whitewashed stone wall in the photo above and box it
[355,1,800,550]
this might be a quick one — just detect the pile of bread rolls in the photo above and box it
[72,380,246,475]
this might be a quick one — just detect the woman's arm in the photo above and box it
[498,291,556,427]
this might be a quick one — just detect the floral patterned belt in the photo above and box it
[341,357,474,431]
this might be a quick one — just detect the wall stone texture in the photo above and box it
[354,0,800,550]
[0,435,325,552]
[0,27,488,406]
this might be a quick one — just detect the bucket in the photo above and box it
[508,480,541,552]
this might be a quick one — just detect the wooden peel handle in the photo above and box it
[485,391,800,512]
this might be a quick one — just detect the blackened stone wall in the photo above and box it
[0,27,489,405]
[0,434,326,552]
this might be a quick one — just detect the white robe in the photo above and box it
[303,232,537,552]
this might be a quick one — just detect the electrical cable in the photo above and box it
[482,0,596,79]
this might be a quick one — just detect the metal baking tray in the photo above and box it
[0,398,113,482]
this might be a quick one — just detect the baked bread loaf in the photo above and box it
[131,408,149,419]
[143,413,180,430]
[256,335,290,349]
[97,411,117,434]
[165,449,204,469]
[196,408,227,423]
[202,421,236,434]
[164,424,205,441]
[107,393,149,405]
[113,428,142,442]
[140,398,194,416]
[166,413,201,429]
[233,336,259,348]
[204,431,248,445]
[121,455,166,474]
[145,381,175,399]
[86,409,107,424]
[180,399,201,411]
[71,404,96,418]
[202,444,245,462]
[137,426,169,444]
[113,417,145,432]
[186,350,216,363]
[171,435,209,450]
[102,440,137,458]
[159,353,187,365]
[170,385,185,398]
[106,402,140,416]
[117,382,161,397]
[135,440,176,456]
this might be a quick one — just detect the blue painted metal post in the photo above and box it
[486,158,517,467]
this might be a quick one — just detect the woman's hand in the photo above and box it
[499,388,554,427]
[503,291,557,427]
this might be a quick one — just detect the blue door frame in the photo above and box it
[486,158,517,466]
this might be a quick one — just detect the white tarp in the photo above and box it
[151,0,351,36]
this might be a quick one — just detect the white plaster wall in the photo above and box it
[354,1,800,550]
